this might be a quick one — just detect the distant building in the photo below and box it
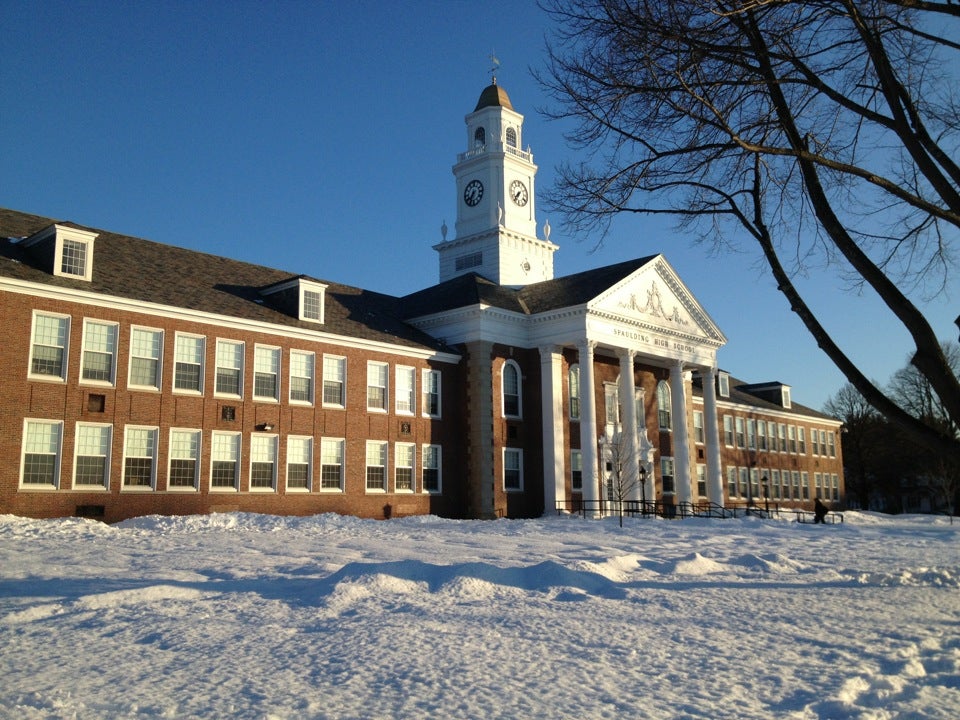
[0,81,844,522]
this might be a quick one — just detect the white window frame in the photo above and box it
[422,369,441,418]
[798,427,806,454]
[74,422,112,490]
[735,418,746,448]
[395,442,416,493]
[422,444,442,494]
[122,426,158,491]
[502,360,522,419]
[29,311,70,382]
[289,350,315,405]
[210,431,241,492]
[569,364,580,420]
[322,355,346,409]
[299,282,327,323]
[367,361,388,412]
[396,366,416,415]
[757,420,768,451]
[365,440,388,492]
[250,434,278,492]
[21,419,63,488]
[718,372,730,398]
[696,464,707,498]
[661,457,676,494]
[723,415,734,447]
[168,428,201,491]
[214,339,244,398]
[320,438,344,492]
[693,411,705,444]
[286,435,313,492]
[47,226,97,282]
[571,449,583,492]
[727,467,738,498]
[128,326,163,391]
[656,381,671,430]
[80,319,118,386]
[827,431,837,458]
[503,448,523,492]
[173,333,205,394]
[253,345,281,402]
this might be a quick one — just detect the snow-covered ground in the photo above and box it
[1,511,957,720]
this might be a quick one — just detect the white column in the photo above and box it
[670,359,693,504]
[617,348,640,502]
[702,366,725,506]
[578,340,599,516]
[539,345,565,515]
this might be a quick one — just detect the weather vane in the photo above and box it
[489,53,501,84]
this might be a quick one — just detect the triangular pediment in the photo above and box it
[588,255,726,345]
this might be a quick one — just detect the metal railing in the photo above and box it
[555,499,843,523]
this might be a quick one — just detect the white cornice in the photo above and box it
[0,277,460,364]
[692,395,843,426]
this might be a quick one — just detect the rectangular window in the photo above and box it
[693,411,705,444]
[504,448,523,491]
[738,467,749,498]
[253,346,280,401]
[778,424,788,452]
[215,340,244,397]
[395,442,415,492]
[60,238,88,277]
[75,423,111,488]
[735,418,746,448]
[129,327,163,389]
[321,438,344,491]
[792,471,801,499]
[750,468,760,499]
[798,427,806,454]
[811,429,820,456]
[123,427,157,488]
[801,471,810,500]
[322,355,346,407]
[827,431,836,458]
[767,422,776,452]
[287,436,313,491]
[569,366,580,420]
[366,440,387,491]
[22,419,62,486]
[771,469,781,500]
[718,372,730,398]
[173,334,205,393]
[301,288,323,322]
[211,432,240,490]
[696,464,707,497]
[723,416,734,447]
[422,444,441,493]
[367,361,388,411]
[788,426,797,453]
[814,472,823,499]
[757,420,767,451]
[289,350,315,404]
[30,312,70,379]
[396,366,415,415]
[250,435,277,491]
[661,457,675,494]
[727,467,737,497]
[168,429,200,489]
[571,449,582,491]
[831,474,839,501]
[422,369,441,417]
[81,320,117,383]
[747,419,757,450]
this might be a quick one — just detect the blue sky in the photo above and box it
[3,0,957,410]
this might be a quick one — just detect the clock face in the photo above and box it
[510,179,529,206]
[464,180,484,207]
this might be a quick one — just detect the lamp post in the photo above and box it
[639,463,648,516]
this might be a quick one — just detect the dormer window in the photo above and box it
[23,224,98,282]
[782,386,792,409]
[299,281,326,323]
[718,371,730,398]
[260,277,327,324]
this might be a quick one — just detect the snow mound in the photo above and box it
[729,553,807,574]
[669,552,727,576]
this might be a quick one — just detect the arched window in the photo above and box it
[505,127,518,148]
[657,380,672,430]
[569,364,580,420]
[503,360,522,418]
[474,127,485,148]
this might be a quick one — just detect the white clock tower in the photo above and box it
[435,80,558,286]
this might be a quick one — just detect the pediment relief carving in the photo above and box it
[618,282,689,328]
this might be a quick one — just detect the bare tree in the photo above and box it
[599,428,640,526]
[538,0,960,461]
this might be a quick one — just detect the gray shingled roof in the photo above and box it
[0,208,452,354]
[692,373,840,422]
[401,256,657,319]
